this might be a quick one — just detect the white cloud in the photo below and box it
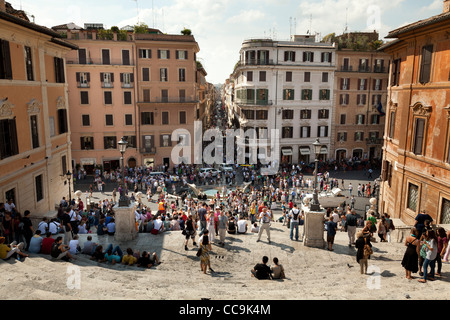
[421,0,442,12]
[227,10,266,24]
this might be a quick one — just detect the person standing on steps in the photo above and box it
[257,207,271,244]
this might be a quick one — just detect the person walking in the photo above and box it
[355,231,372,274]
[257,207,271,244]
[199,234,213,274]
[289,204,300,241]
[184,215,197,251]
[345,209,358,247]
[217,210,228,246]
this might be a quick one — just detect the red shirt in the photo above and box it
[41,237,55,254]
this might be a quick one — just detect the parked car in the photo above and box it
[199,168,220,177]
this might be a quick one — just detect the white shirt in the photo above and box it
[289,208,300,222]
[38,221,48,234]
[48,221,60,234]
[332,212,340,223]
[154,218,163,231]
[237,220,247,233]
[69,239,79,254]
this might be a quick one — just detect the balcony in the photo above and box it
[140,147,156,154]
[139,97,198,104]
[373,66,387,73]
[236,99,273,106]
[366,137,383,145]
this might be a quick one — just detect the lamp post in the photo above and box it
[309,138,322,212]
[118,137,130,207]
[66,170,72,204]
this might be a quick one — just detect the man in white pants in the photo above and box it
[218,210,228,246]
[257,207,271,244]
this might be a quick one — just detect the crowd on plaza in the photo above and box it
[1,161,449,282]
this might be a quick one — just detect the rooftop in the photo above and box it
[385,11,450,38]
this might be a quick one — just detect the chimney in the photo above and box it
[445,0,450,13]
[0,0,6,12]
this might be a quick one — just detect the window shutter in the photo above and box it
[167,50,170,59]
[347,79,350,90]
[284,51,288,61]
[176,50,179,59]
[292,52,296,62]
[414,118,426,154]
[120,73,124,82]
[130,73,134,82]
[321,52,324,62]
[76,72,80,82]
[325,126,328,137]
[157,50,161,59]
[87,72,90,82]
[110,73,114,82]
[303,52,307,62]
[310,52,314,62]
[340,78,343,90]
[357,94,361,105]
[185,51,188,59]
[1,40,12,79]
[139,49,143,58]
[100,72,104,82]
[419,45,433,84]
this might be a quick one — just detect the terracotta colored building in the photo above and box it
[379,1,450,225]
[332,34,390,163]
[0,1,77,215]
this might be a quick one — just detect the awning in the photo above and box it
[281,149,293,156]
[299,147,311,155]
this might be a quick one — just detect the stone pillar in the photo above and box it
[114,202,137,242]
[303,209,326,248]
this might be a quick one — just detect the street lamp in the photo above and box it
[66,170,72,204]
[118,136,130,207]
[310,138,322,212]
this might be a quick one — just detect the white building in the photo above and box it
[228,35,336,166]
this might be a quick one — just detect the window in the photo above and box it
[0,39,12,79]
[389,111,396,139]
[300,126,311,138]
[256,89,268,102]
[359,58,369,72]
[412,118,426,155]
[300,109,312,119]
[143,89,150,102]
[372,94,382,106]
[391,59,401,86]
[340,114,346,125]
[78,48,87,64]
[124,92,132,104]
[123,136,136,148]
[176,50,188,60]
[58,109,68,134]
[142,68,150,81]
[319,89,330,100]
[337,132,347,142]
[318,109,329,119]
[340,94,349,105]
[283,89,294,100]
[35,174,43,202]
[162,111,169,125]
[374,59,385,73]
[80,136,94,150]
[158,49,170,59]
[120,73,134,87]
[161,89,168,102]
[284,51,295,62]
[354,131,364,141]
[24,46,34,81]
[76,72,90,87]
[255,110,268,120]
[358,79,367,91]
[61,155,67,176]
[82,114,90,126]
[371,114,380,125]
[105,114,114,126]
[373,79,382,91]
[342,58,350,71]
[259,71,266,82]
[80,91,89,105]
[407,183,419,212]
[122,50,130,65]
[180,111,186,124]
[282,127,293,138]
[304,72,311,82]
[419,45,433,84]
[100,72,113,88]
[104,91,112,105]
[139,49,152,59]
[356,114,365,125]
[341,78,350,90]
[247,71,253,82]
[0,118,18,159]
[179,89,186,102]
[49,117,55,137]
[125,114,133,126]
[322,72,328,82]
[179,68,186,82]
[301,89,312,100]
[321,52,331,63]
[102,49,110,65]
[30,115,39,149]
[282,109,294,119]
[141,112,154,125]
[286,71,292,82]
[242,110,254,120]
[160,68,168,82]
[160,134,172,147]
[103,136,117,149]
[303,51,314,62]
[317,126,329,137]
[142,135,155,151]
[54,57,65,83]
[357,94,367,105]
[441,198,450,224]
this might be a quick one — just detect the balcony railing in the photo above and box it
[66,58,134,66]
[373,66,387,73]
[236,99,273,106]
[366,137,383,145]
[140,147,156,154]
[139,97,198,104]
[237,59,275,67]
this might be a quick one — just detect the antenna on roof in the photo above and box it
[344,7,348,33]
[309,14,312,35]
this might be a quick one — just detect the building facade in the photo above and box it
[379,1,450,224]
[229,35,336,166]
[0,1,77,215]
[332,35,390,163]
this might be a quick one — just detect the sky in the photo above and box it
[9,0,443,84]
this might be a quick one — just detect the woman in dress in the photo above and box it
[401,227,420,280]
[206,210,215,242]
[200,234,212,274]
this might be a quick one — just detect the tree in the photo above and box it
[134,22,149,34]
[181,28,192,35]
